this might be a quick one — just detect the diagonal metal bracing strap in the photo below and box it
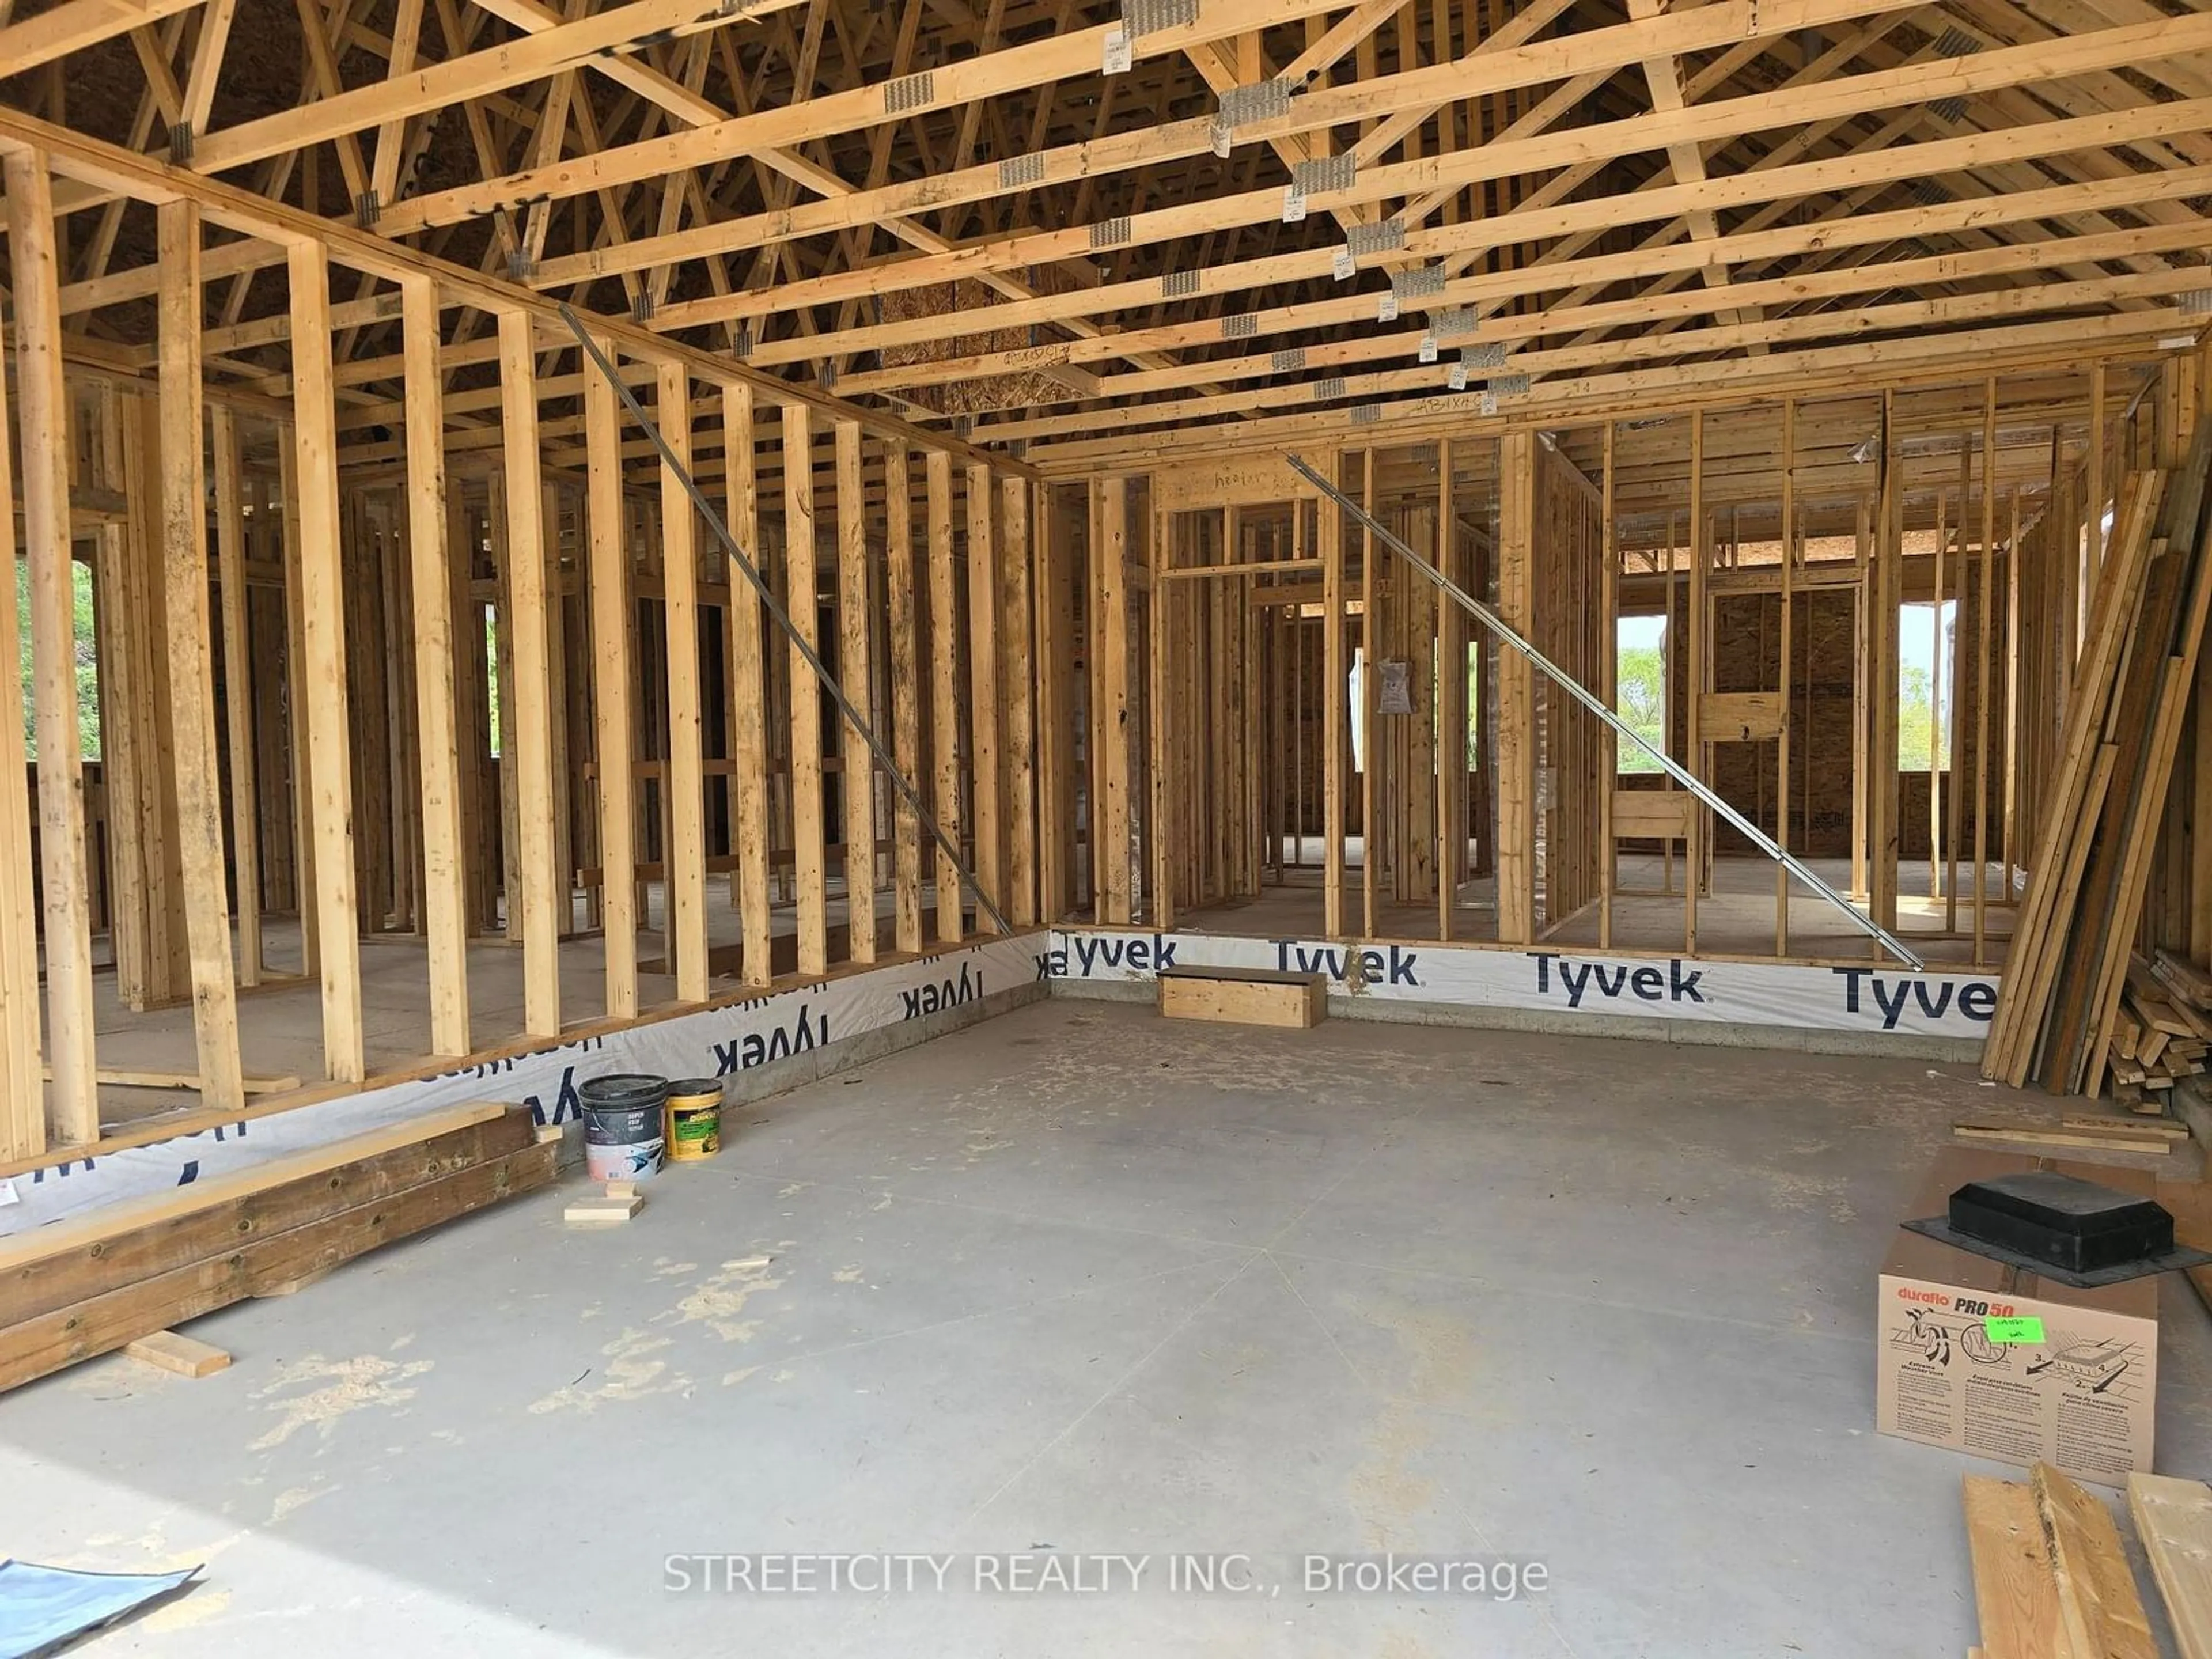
[1284,451,1924,971]
[559,305,1016,940]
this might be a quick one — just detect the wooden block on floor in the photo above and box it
[1158,964,1327,1029]
[124,1330,231,1378]
[2128,1472,2212,1659]
[565,1192,645,1225]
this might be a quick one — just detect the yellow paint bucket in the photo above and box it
[664,1078,723,1162]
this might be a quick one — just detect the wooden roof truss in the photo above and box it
[2,0,2209,472]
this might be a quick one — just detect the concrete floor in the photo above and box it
[8,998,2211,1656]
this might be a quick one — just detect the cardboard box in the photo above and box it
[1876,1149,2159,1488]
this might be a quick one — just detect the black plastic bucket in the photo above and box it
[578,1073,669,1181]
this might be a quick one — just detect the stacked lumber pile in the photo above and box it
[0,1104,554,1393]
[2107,953,2212,1103]
[1984,426,2212,1099]
[1962,1463,2192,1659]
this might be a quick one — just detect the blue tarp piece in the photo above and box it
[0,1558,201,1658]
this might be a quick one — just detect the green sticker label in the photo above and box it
[1984,1316,2046,1346]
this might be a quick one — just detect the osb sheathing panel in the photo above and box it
[1674,590,1857,859]
[1659,573,2010,865]
[878,280,1070,416]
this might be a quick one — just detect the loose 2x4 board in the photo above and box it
[1157,965,1328,1029]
